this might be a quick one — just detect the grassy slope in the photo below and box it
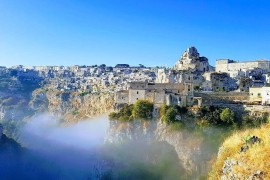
[209,123,270,179]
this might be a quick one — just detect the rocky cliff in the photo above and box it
[31,89,115,123]
[0,87,115,138]
[210,124,270,179]
[156,121,204,175]
[105,119,156,143]
[105,119,221,178]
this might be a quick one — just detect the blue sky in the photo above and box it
[0,0,270,67]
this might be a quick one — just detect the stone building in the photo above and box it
[238,77,253,92]
[202,72,237,92]
[216,59,270,75]
[174,47,213,73]
[156,69,193,84]
[262,73,270,85]
[249,86,270,105]
[115,80,194,108]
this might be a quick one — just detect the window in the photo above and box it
[137,91,139,94]
[258,93,261,97]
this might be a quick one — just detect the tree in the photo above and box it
[132,100,154,119]
[162,107,178,124]
[108,104,133,121]
[220,108,235,124]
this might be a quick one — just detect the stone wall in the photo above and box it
[115,90,129,104]
[129,89,146,103]
[195,92,249,105]
[216,59,270,73]
[194,92,269,118]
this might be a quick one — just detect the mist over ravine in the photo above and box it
[1,113,227,179]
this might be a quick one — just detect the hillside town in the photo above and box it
[1,46,270,107]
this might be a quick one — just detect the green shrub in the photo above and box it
[109,112,120,120]
[72,110,79,115]
[161,105,187,125]
[79,91,91,96]
[132,100,154,119]
[196,118,210,128]
[162,106,178,124]
[170,121,185,131]
[197,106,236,126]
[220,108,235,124]
[109,104,134,121]
[109,101,154,121]
[241,113,269,128]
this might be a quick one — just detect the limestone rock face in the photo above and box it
[105,119,215,178]
[0,87,115,138]
[181,46,200,60]
[31,90,115,123]
[174,46,211,72]
[155,121,207,176]
[105,120,156,144]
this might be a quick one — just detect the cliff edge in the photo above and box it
[31,89,115,123]
[209,124,270,179]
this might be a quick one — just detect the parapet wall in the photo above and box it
[194,92,269,118]
[194,92,249,105]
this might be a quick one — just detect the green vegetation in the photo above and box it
[79,91,91,97]
[197,106,236,127]
[109,100,153,121]
[132,100,154,119]
[197,106,270,129]
[160,105,187,131]
[72,110,79,115]
[241,112,270,128]
[220,108,235,124]
[109,104,134,121]
[162,106,178,124]
[160,105,187,124]
[169,121,185,131]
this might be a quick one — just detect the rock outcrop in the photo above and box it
[105,119,156,143]
[31,89,115,123]
[174,46,213,72]
[0,87,115,139]
[155,121,218,178]
[105,119,218,178]
[210,124,270,179]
